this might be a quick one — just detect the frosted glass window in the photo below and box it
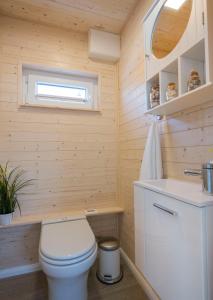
[37,82,87,102]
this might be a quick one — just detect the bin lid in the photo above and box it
[98,237,119,251]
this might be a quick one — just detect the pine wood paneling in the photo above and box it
[0,224,41,269]
[2,0,213,271]
[0,16,121,271]
[88,214,119,238]
[118,0,154,261]
[0,214,119,270]
[0,0,138,34]
[0,16,119,216]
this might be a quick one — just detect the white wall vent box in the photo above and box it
[88,29,120,63]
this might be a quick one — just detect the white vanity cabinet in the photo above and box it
[134,179,213,300]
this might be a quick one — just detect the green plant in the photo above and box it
[0,162,33,215]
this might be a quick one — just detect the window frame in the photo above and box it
[21,64,100,111]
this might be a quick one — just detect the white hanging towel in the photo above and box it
[139,121,163,180]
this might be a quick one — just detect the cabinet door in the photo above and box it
[143,189,206,300]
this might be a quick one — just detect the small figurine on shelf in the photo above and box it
[166,82,177,101]
[187,70,201,92]
[150,84,160,108]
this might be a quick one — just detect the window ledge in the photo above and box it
[19,102,101,112]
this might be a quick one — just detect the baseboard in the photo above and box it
[120,248,160,300]
[0,263,41,279]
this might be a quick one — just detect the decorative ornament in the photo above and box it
[187,70,201,92]
[150,84,160,108]
[166,82,177,101]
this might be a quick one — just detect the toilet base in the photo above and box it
[47,272,89,300]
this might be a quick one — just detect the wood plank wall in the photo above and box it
[0,16,120,270]
[118,0,213,261]
[0,15,119,216]
[0,215,119,269]
[2,3,213,270]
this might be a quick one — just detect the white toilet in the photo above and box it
[39,215,97,300]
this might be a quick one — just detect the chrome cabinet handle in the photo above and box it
[184,169,202,176]
[153,203,178,216]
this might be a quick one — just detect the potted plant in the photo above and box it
[0,162,33,225]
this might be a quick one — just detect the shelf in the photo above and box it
[146,74,160,110]
[160,60,179,104]
[0,206,124,228]
[145,38,209,116]
[180,39,206,94]
[145,82,213,116]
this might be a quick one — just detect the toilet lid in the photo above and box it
[40,218,96,261]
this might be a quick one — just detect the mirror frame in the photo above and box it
[151,0,193,59]
[143,0,194,62]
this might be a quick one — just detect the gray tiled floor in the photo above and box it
[0,260,149,300]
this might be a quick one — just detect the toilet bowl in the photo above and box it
[39,215,97,300]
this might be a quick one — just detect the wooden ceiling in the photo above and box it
[0,0,139,33]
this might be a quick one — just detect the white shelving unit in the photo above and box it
[143,0,213,116]
[146,82,213,116]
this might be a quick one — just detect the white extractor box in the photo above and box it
[88,29,120,63]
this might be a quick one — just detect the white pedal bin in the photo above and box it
[97,237,123,284]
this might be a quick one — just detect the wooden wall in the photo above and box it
[0,224,41,269]
[118,0,213,261]
[1,2,213,270]
[0,15,119,216]
[0,215,119,270]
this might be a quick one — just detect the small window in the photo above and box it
[36,82,87,101]
[22,66,99,110]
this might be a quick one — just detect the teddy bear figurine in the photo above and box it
[166,82,177,101]
[187,70,201,92]
[150,84,160,108]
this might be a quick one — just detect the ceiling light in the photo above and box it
[165,0,186,10]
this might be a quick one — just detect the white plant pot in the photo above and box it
[0,213,13,225]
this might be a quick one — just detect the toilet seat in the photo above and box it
[39,216,96,266]
[40,243,97,266]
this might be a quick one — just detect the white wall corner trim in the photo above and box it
[120,248,160,300]
[0,263,41,279]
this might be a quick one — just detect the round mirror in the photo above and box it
[152,0,192,59]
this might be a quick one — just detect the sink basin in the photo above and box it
[134,179,213,207]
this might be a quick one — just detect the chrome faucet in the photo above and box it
[184,162,213,195]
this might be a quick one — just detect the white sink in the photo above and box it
[134,178,213,207]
